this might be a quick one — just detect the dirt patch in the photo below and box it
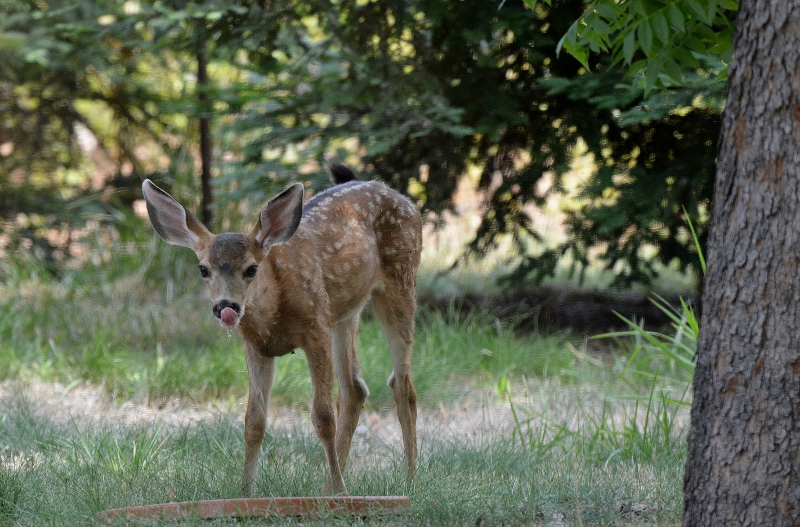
[1,378,689,449]
[0,381,519,448]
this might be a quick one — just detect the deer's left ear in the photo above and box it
[249,183,304,249]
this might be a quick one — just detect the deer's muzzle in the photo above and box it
[213,300,241,328]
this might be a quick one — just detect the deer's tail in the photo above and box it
[327,162,358,185]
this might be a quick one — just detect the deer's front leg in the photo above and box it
[242,346,275,497]
[306,344,347,495]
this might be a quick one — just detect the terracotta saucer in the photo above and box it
[98,495,411,522]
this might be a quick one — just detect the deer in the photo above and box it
[141,164,420,497]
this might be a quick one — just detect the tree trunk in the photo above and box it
[197,42,214,228]
[683,3,800,525]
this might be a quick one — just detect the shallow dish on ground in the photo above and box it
[98,496,411,522]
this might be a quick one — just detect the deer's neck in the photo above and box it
[238,247,325,357]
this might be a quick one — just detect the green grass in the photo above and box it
[0,238,575,408]
[0,383,685,526]
[0,301,573,410]
[0,217,692,525]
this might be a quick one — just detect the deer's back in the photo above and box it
[293,180,421,312]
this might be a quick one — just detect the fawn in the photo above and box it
[141,165,420,496]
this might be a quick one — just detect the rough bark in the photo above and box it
[683,2,800,525]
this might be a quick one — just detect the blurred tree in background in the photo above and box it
[0,0,728,288]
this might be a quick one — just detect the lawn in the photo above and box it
[1,375,686,526]
[0,222,691,526]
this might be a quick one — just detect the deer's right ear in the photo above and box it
[250,183,304,249]
[142,180,211,252]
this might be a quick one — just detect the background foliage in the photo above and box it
[1,0,732,287]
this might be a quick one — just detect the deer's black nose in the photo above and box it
[213,300,241,319]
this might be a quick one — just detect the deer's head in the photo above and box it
[141,180,304,328]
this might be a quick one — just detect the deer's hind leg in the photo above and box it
[332,313,370,473]
[371,288,418,478]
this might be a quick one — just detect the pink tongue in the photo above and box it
[220,307,238,327]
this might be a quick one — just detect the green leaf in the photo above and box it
[707,0,719,22]
[674,47,701,69]
[561,37,591,70]
[662,58,683,84]
[556,19,576,53]
[596,3,621,22]
[628,58,647,74]
[683,34,706,54]
[623,29,636,64]
[590,18,612,36]
[708,27,733,54]
[557,21,591,70]
[686,0,710,23]
[643,56,661,92]
[631,0,648,17]
[652,11,669,44]
[637,21,653,56]
[667,5,685,33]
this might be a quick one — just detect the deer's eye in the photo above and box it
[244,265,258,279]
[199,265,210,278]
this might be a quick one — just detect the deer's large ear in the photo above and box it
[142,179,211,252]
[250,183,304,249]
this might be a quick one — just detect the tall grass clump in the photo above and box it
[601,295,697,387]
[505,372,689,470]
[597,213,703,392]
[507,216,702,472]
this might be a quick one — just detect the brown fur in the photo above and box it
[141,176,421,496]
